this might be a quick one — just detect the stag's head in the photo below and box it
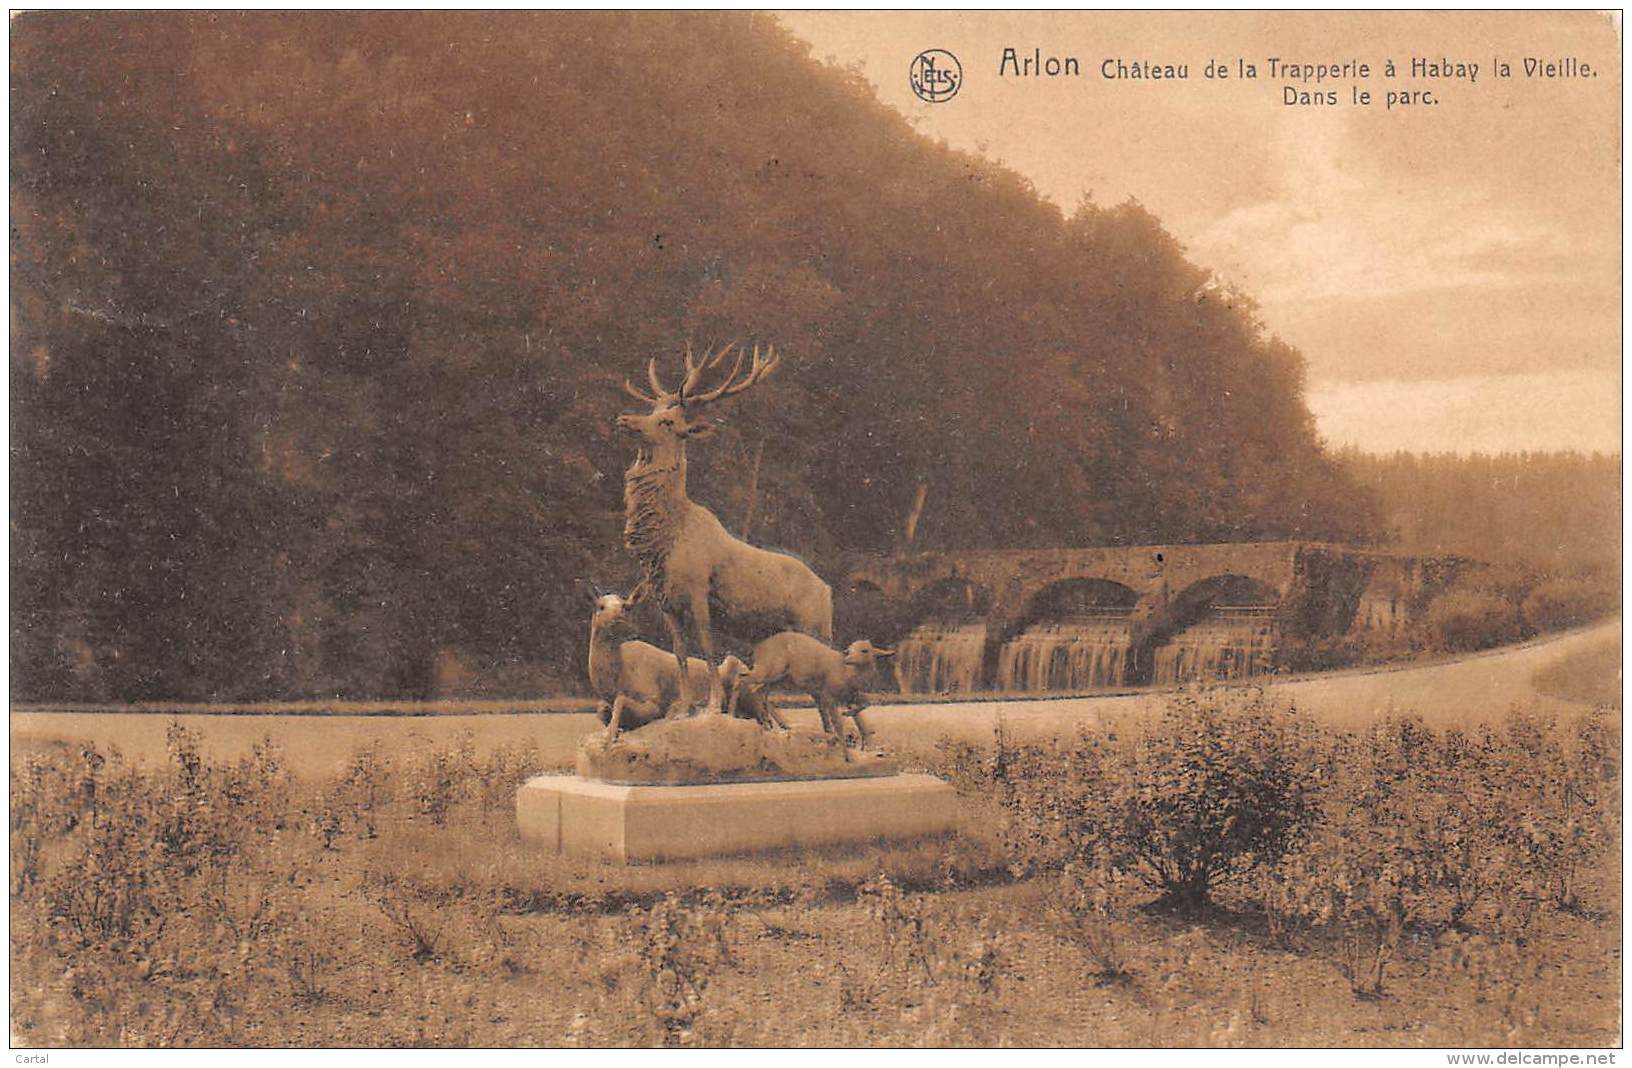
[617,342,779,464]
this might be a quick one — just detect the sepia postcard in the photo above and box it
[8,9,1623,1055]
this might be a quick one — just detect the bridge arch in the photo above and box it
[900,577,994,625]
[1167,573,1280,616]
[1002,577,1140,640]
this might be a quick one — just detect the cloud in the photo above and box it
[1187,117,1571,306]
[1307,370,1622,454]
[776,12,1620,449]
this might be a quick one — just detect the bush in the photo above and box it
[957,704,1617,1001]
[407,732,479,825]
[1498,713,1617,913]
[628,892,736,1046]
[1522,575,1619,632]
[1108,695,1319,913]
[1275,720,1459,997]
[1254,713,1620,998]
[1425,590,1523,653]
[943,724,1113,879]
[1048,856,1132,984]
[945,695,1320,916]
[842,874,1012,1044]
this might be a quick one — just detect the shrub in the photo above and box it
[222,737,293,826]
[364,873,448,963]
[11,726,334,1045]
[857,873,936,988]
[946,695,1320,916]
[406,732,479,825]
[1107,695,1319,913]
[11,749,75,896]
[1255,849,1334,951]
[1498,713,1616,913]
[1253,713,1621,1000]
[1282,720,1512,996]
[842,874,1011,1045]
[1425,590,1523,653]
[1522,575,1620,633]
[478,740,544,811]
[282,923,337,1006]
[973,726,1114,879]
[629,891,735,1046]
[329,743,394,840]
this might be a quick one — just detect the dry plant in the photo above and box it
[7,700,1619,1046]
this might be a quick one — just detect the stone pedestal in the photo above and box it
[516,772,960,862]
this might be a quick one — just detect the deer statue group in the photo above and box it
[616,342,837,719]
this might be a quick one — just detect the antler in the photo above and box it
[624,342,780,407]
[679,340,758,398]
[678,340,718,399]
[647,357,676,400]
[622,356,676,404]
[623,376,658,404]
[684,344,780,406]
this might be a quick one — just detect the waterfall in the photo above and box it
[995,614,1134,692]
[1152,608,1277,685]
[894,606,1277,695]
[894,622,988,694]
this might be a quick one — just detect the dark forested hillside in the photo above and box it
[11,12,1376,700]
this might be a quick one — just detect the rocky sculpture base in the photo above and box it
[516,715,958,862]
[576,714,895,785]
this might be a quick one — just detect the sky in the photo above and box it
[777,11,1622,454]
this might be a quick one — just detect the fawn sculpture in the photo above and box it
[740,633,895,747]
[585,591,714,739]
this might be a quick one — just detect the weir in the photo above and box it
[894,621,988,694]
[1150,607,1278,685]
[844,542,1459,695]
[995,614,1134,692]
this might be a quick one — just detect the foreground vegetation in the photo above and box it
[10,696,1620,1047]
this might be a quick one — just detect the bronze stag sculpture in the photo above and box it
[618,343,833,715]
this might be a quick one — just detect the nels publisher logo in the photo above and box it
[909,49,962,103]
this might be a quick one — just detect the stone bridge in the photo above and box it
[840,542,1465,680]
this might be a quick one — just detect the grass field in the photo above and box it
[9,682,1620,1048]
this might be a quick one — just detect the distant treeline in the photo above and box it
[1339,449,1620,575]
[1308,449,1621,663]
[5,12,1413,701]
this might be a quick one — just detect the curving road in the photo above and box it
[10,620,1619,778]
[846,617,1621,747]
